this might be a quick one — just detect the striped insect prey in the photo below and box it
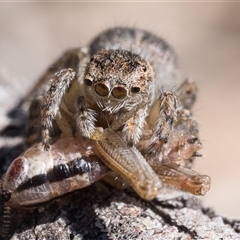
[0,101,210,237]
[1,130,210,214]
[1,104,210,209]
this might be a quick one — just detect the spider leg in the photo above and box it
[144,103,202,165]
[41,68,76,150]
[144,77,198,154]
[26,70,77,151]
[89,101,148,141]
[145,91,179,158]
[75,96,97,139]
[123,104,149,146]
[25,47,90,150]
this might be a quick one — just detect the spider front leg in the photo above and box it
[123,104,149,146]
[145,91,179,159]
[88,101,149,141]
[74,96,97,139]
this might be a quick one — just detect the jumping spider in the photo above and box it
[12,26,210,201]
[1,27,211,238]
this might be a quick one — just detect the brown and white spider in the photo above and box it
[20,26,210,201]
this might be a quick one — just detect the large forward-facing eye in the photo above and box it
[94,82,110,96]
[84,78,93,86]
[111,86,128,99]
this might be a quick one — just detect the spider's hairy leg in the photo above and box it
[41,69,76,150]
[123,104,149,147]
[172,108,203,166]
[24,47,90,150]
[75,96,97,139]
[138,107,203,166]
[89,101,148,141]
[146,91,179,158]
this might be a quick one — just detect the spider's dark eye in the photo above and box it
[84,78,93,86]
[131,86,141,93]
[142,65,147,72]
[90,57,94,62]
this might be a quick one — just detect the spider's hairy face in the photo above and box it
[83,50,153,113]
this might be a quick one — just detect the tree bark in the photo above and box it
[0,70,239,240]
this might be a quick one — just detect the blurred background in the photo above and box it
[0,2,239,218]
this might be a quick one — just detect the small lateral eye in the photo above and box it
[142,65,147,72]
[131,86,141,93]
[84,78,93,86]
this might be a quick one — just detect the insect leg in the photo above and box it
[92,129,162,200]
[152,162,211,196]
[1,203,11,239]
[0,178,11,239]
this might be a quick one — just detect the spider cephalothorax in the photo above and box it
[82,49,153,113]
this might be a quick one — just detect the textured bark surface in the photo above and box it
[0,70,240,240]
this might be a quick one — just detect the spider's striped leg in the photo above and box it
[41,69,76,150]
[145,91,179,159]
